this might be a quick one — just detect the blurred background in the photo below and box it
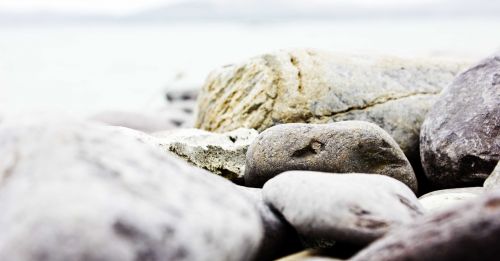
[0,0,499,121]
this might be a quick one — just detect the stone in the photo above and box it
[420,55,500,188]
[277,250,343,261]
[418,187,483,213]
[154,128,258,183]
[195,49,467,163]
[237,186,303,260]
[0,118,263,261]
[263,171,423,247]
[351,190,500,261]
[484,161,500,191]
[245,121,418,192]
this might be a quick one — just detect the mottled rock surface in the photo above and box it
[237,186,302,260]
[195,49,467,163]
[0,119,263,261]
[245,121,417,192]
[154,128,258,182]
[263,172,423,247]
[351,190,500,261]
[418,187,483,213]
[420,55,500,188]
[484,161,500,191]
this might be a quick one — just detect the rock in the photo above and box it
[154,128,258,183]
[277,250,344,261]
[0,119,263,261]
[237,186,303,260]
[89,109,189,133]
[263,171,423,247]
[351,190,500,261]
[195,49,467,163]
[484,162,500,191]
[420,55,500,188]
[245,121,418,192]
[418,187,483,213]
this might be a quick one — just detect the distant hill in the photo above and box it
[1,0,499,24]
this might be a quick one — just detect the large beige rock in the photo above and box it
[195,49,467,163]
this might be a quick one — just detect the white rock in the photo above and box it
[418,187,484,212]
[484,162,500,191]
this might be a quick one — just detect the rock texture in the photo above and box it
[420,55,500,188]
[0,119,263,261]
[245,121,417,192]
[351,190,500,261]
[418,187,483,213]
[263,171,423,247]
[195,49,467,162]
[154,128,258,182]
[237,186,303,260]
[484,162,500,191]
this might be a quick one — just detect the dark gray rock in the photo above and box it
[420,55,500,188]
[262,171,423,247]
[351,190,500,261]
[245,121,418,192]
[0,118,263,261]
[237,186,303,260]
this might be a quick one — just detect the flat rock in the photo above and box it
[420,55,500,188]
[195,49,467,164]
[418,187,483,213]
[0,118,263,261]
[263,171,423,247]
[484,161,500,191]
[154,128,258,182]
[351,190,500,261]
[245,121,417,192]
[237,186,303,260]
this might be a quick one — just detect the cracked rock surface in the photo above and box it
[262,172,423,247]
[0,119,263,261]
[420,55,500,188]
[245,121,418,192]
[195,49,468,163]
[351,190,500,261]
[153,128,258,183]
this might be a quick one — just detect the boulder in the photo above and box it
[420,55,500,188]
[0,119,263,261]
[263,171,423,247]
[195,49,467,164]
[418,187,483,213]
[154,128,258,183]
[484,161,500,191]
[245,121,417,192]
[351,190,500,261]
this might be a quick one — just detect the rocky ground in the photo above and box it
[0,49,499,261]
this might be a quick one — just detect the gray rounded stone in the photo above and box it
[0,118,263,261]
[418,187,484,213]
[484,161,500,191]
[245,121,418,192]
[351,190,500,261]
[262,171,423,247]
[420,55,500,188]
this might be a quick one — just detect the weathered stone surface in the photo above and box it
[0,119,263,261]
[237,186,302,260]
[245,121,417,192]
[154,128,258,182]
[418,187,483,213]
[263,172,423,247]
[484,161,500,191]
[351,190,500,261]
[420,55,500,188]
[195,49,467,162]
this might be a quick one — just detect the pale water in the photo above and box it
[1,18,499,117]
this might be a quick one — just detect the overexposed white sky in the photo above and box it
[0,0,441,15]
